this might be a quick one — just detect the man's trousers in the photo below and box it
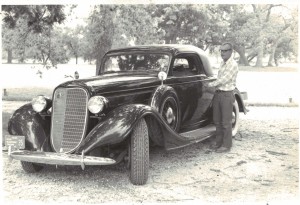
[212,90,235,149]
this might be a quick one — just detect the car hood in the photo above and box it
[58,72,160,95]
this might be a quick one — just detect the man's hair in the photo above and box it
[221,42,234,50]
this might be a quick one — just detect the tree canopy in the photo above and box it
[2,4,298,68]
[2,5,65,33]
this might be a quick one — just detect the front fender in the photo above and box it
[76,104,193,154]
[8,103,51,151]
[76,104,154,154]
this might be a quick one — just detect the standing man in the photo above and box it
[205,42,238,153]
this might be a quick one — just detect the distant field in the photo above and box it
[2,87,53,101]
[1,62,299,104]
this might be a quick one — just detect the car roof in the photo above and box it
[106,44,213,75]
[106,44,205,56]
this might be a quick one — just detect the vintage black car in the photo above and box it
[6,45,247,185]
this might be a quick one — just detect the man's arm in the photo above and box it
[206,64,238,87]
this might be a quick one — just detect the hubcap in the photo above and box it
[162,97,178,130]
[166,107,175,124]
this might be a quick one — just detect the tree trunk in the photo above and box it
[75,55,78,65]
[96,52,104,75]
[267,43,277,67]
[94,5,115,75]
[255,41,264,67]
[234,46,249,66]
[268,37,282,67]
[7,49,12,64]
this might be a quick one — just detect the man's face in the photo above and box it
[220,44,233,62]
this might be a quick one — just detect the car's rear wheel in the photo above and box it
[232,100,240,137]
[21,161,44,173]
[129,118,149,185]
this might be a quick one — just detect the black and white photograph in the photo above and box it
[1,0,299,204]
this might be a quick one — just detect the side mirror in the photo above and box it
[158,71,167,85]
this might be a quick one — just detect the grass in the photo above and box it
[238,65,298,72]
[245,102,298,107]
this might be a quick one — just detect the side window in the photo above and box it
[173,58,189,76]
[172,54,204,77]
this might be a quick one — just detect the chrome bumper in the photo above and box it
[8,150,116,169]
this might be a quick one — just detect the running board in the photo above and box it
[180,124,216,141]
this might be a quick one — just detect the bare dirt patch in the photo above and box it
[1,105,299,205]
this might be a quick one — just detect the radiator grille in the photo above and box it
[51,87,88,153]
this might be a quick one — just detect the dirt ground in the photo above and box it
[1,103,299,205]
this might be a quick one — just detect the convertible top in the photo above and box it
[106,44,213,75]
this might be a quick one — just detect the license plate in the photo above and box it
[5,135,25,150]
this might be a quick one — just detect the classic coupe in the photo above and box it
[6,44,247,185]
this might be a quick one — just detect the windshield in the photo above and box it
[102,53,170,73]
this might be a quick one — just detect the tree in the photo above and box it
[25,27,69,67]
[203,4,298,67]
[153,4,210,47]
[266,6,298,66]
[2,5,66,65]
[115,4,161,46]
[2,24,17,63]
[63,26,84,64]
[2,5,65,33]
[84,5,116,73]
[84,5,162,73]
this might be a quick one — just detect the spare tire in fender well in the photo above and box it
[147,85,181,146]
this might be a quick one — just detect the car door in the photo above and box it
[166,53,215,132]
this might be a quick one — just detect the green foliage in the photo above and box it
[27,27,69,68]
[83,5,116,71]
[2,4,298,68]
[82,4,163,73]
[153,4,209,47]
[2,5,65,33]
[2,5,67,67]
[62,26,84,64]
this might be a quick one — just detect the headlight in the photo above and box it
[31,96,47,112]
[88,96,108,114]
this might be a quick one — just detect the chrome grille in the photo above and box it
[51,87,88,153]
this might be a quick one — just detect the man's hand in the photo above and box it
[203,82,211,87]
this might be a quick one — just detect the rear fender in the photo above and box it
[233,88,248,114]
[8,103,51,151]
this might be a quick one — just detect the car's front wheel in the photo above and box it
[21,161,44,173]
[128,118,149,185]
[232,100,240,137]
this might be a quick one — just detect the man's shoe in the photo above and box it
[209,144,220,150]
[215,146,230,153]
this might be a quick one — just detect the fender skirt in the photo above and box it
[7,103,51,151]
[76,104,194,154]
